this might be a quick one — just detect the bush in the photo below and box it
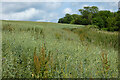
[101,28,108,31]
[87,25,98,29]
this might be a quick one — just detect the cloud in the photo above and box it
[0,3,2,13]
[2,2,61,14]
[2,7,59,22]
[45,2,61,10]
[2,3,37,14]
[1,2,118,22]
[36,19,46,22]
[40,12,59,22]
[98,4,116,12]
[0,2,61,22]
[63,8,73,14]
[82,4,89,7]
[1,2,61,22]
[2,8,46,20]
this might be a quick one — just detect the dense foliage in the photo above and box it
[58,6,120,31]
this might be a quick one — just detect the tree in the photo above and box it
[58,14,73,24]
[92,17,104,29]
[70,15,83,24]
[64,14,73,24]
[58,6,119,31]
[115,11,120,31]
[79,6,99,24]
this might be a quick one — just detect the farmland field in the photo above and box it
[1,20,119,78]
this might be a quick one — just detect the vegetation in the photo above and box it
[2,20,118,78]
[58,6,120,31]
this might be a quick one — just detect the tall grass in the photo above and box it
[2,20,118,78]
[64,26,118,50]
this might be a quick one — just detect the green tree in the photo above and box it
[70,15,83,24]
[58,14,73,24]
[79,6,99,24]
[64,14,73,24]
[58,6,119,32]
[114,11,120,31]
[98,10,114,28]
[92,17,104,29]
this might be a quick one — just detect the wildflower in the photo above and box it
[32,74,34,77]
[2,58,5,61]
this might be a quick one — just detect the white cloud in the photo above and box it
[83,5,89,7]
[99,6,115,12]
[2,7,59,22]
[1,2,118,22]
[2,3,37,14]
[109,9,114,12]
[1,2,61,22]
[2,8,46,20]
[36,20,51,22]
[36,19,46,22]
[40,12,59,22]
[45,2,61,10]
[111,2,118,7]
[63,8,73,14]
[49,13,58,18]
[71,3,80,6]
[2,2,61,14]
[0,3,2,14]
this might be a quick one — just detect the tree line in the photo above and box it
[58,6,120,31]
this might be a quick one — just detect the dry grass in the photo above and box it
[33,46,51,78]
[3,24,15,32]
[100,50,110,77]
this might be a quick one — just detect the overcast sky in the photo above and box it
[1,2,119,23]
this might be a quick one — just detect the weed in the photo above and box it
[100,50,110,77]
[2,24,14,32]
[33,45,58,78]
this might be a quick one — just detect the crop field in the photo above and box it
[1,20,119,78]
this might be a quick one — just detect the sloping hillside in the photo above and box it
[2,20,118,78]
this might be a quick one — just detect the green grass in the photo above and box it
[2,20,118,78]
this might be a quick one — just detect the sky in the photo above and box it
[0,2,119,23]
